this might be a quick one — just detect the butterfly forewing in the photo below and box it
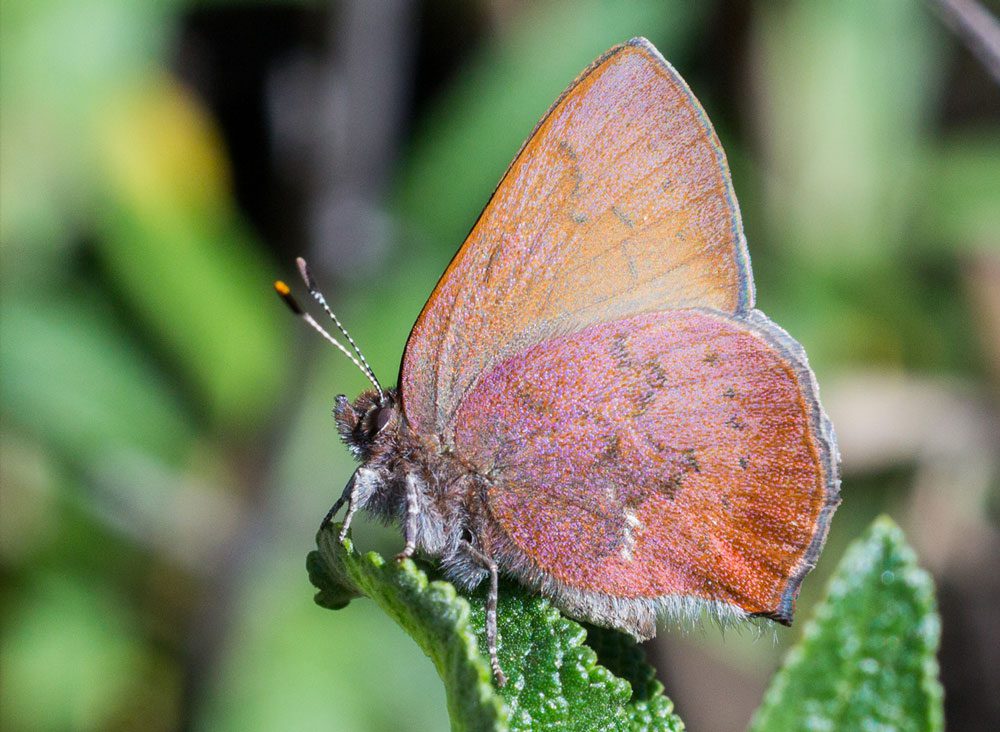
[401,39,753,438]
[452,309,838,621]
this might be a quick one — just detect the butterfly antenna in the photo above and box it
[295,258,384,395]
[273,278,385,399]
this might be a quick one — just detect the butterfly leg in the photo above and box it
[338,467,382,542]
[320,472,355,532]
[462,540,507,687]
[337,474,365,542]
[395,474,421,561]
[320,468,374,541]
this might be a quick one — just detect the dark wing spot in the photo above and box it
[596,434,622,466]
[683,448,701,473]
[657,474,683,500]
[631,359,668,418]
[557,140,583,198]
[558,139,578,161]
[482,245,503,284]
[612,205,635,228]
[726,416,746,431]
[723,386,736,399]
[621,241,639,280]
[739,456,750,470]
[634,390,656,418]
[643,359,668,390]
[611,333,631,369]
[703,349,719,365]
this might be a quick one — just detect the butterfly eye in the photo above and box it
[375,404,393,433]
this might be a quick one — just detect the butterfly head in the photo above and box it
[334,388,400,459]
[274,257,400,460]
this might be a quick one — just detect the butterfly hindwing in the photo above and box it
[452,308,839,624]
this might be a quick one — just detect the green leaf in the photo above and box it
[308,525,684,732]
[750,516,943,732]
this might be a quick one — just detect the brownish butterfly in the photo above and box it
[277,37,840,686]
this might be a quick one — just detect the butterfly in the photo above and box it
[276,37,840,687]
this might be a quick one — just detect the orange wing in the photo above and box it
[400,38,752,440]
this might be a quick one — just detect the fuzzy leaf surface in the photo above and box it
[308,524,685,732]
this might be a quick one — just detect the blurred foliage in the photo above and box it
[1,572,144,731]
[1,0,997,730]
[309,524,683,731]
[1,0,286,430]
[749,0,998,377]
[752,516,944,732]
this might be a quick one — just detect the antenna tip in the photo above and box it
[274,280,304,315]
[296,257,317,289]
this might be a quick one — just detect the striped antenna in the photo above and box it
[295,258,381,390]
[274,274,385,400]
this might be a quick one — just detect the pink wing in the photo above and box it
[452,309,839,624]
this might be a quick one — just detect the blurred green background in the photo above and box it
[2,1,998,730]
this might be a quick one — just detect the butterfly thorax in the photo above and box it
[334,387,494,590]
